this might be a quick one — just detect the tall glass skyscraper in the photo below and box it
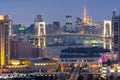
[74,17,82,33]
[64,15,73,32]
[0,15,10,67]
[112,10,120,60]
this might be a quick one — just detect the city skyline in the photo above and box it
[0,1,120,79]
[0,0,120,26]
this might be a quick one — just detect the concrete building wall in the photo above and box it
[10,41,45,59]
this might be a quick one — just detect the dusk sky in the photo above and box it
[0,0,120,26]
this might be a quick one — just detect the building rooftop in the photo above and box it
[0,15,9,20]
[29,57,56,62]
[60,54,101,58]
[61,47,110,54]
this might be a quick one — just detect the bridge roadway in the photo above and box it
[19,33,112,39]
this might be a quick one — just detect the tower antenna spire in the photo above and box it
[83,6,87,25]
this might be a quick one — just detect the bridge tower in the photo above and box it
[83,6,87,26]
[103,20,112,50]
[36,22,46,49]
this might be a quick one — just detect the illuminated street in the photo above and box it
[68,63,79,80]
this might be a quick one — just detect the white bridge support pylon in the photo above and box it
[36,22,46,49]
[103,20,112,50]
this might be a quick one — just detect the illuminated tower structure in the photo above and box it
[28,15,46,49]
[0,15,10,67]
[82,6,87,34]
[64,15,73,32]
[83,6,93,26]
[83,6,87,26]
[36,22,46,49]
[112,10,120,60]
[28,15,48,57]
[103,20,112,50]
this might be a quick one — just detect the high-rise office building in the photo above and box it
[46,24,53,34]
[53,21,60,33]
[34,15,43,22]
[112,10,120,60]
[12,24,22,36]
[74,17,82,33]
[46,22,60,34]
[0,15,10,67]
[26,24,35,34]
[64,15,73,32]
